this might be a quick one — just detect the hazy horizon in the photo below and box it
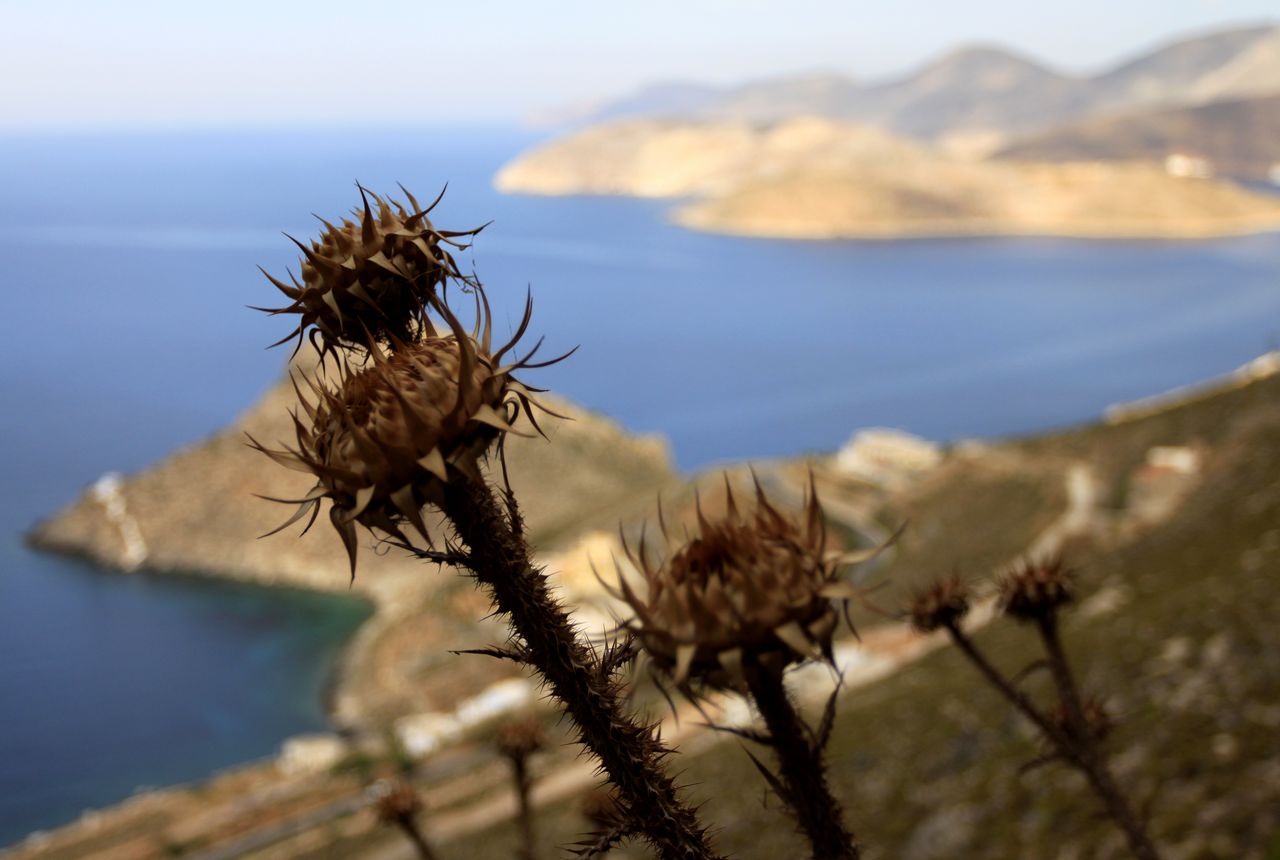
[0,1,1275,133]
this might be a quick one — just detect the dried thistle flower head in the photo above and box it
[495,716,548,760]
[256,185,483,355]
[1048,696,1112,745]
[370,777,423,823]
[907,575,970,632]
[251,288,561,575]
[998,556,1075,621]
[616,477,865,688]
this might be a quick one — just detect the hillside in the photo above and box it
[675,160,1280,239]
[495,117,928,197]
[995,93,1280,179]
[497,117,1280,239]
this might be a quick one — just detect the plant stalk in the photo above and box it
[511,754,537,860]
[744,662,859,860]
[944,620,1162,860]
[441,476,719,860]
[392,815,439,860]
[1036,618,1162,860]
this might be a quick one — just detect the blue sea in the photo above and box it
[0,125,1277,847]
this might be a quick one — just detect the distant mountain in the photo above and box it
[846,45,1088,140]
[994,93,1280,179]
[1092,24,1280,108]
[584,81,727,123]
[542,23,1280,143]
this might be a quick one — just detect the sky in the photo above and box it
[0,0,1275,131]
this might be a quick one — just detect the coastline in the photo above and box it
[671,209,1280,242]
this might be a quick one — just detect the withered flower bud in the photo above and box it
[495,716,548,760]
[998,556,1075,621]
[256,185,483,355]
[907,575,971,632]
[616,477,867,688]
[251,288,560,575]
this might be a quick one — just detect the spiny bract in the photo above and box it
[613,477,868,688]
[250,288,557,575]
[256,185,483,355]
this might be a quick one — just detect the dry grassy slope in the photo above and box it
[675,161,1280,240]
[438,373,1280,860]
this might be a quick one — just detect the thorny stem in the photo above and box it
[441,476,720,860]
[944,620,1162,860]
[510,754,537,860]
[1036,617,1162,860]
[576,823,635,859]
[744,662,859,860]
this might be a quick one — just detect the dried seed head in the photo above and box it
[495,716,548,760]
[998,556,1075,621]
[618,477,864,689]
[907,575,971,633]
[257,185,483,355]
[251,287,559,575]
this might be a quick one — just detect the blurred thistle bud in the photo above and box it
[495,716,548,761]
[615,476,868,689]
[907,575,971,633]
[250,287,564,575]
[256,185,483,355]
[997,556,1075,621]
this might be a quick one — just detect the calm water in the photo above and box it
[0,125,1277,845]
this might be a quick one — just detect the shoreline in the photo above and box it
[671,209,1280,242]
[494,184,1280,241]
